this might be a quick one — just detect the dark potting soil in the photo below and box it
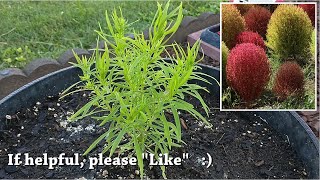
[0,90,308,179]
[161,42,220,67]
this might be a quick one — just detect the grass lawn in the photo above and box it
[0,0,220,70]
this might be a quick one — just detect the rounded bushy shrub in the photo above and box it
[222,41,229,87]
[298,4,315,27]
[226,43,270,102]
[266,4,313,64]
[236,31,266,50]
[235,4,254,15]
[244,5,271,38]
[273,61,304,98]
[222,4,246,49]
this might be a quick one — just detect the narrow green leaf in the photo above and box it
[171,107,181,141]
[134,137,144,179]
[83,130,109,156]
[109,128,127,157]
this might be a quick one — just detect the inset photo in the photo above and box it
[220,2,317,110]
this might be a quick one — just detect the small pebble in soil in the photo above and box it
[21,126,24,130]
[254,160,265,167]
[57,103,60,106]
[85,124,95,132]
[135,170,139,175]
[67,111,74,115]
[67,125,84,136]
[302,171,307,176]
[33,107,38,112]
[48,107,55,111]
[5,115,12,120]
[102,170,108,177]
[60,121,68,128]
[36,102,41,105]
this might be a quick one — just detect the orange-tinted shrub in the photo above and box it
[222,4,246,49]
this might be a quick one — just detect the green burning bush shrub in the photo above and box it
[266,4,313,64]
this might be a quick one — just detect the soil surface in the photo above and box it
[0,90,308,179]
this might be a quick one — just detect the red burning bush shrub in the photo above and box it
[244,5,271,38]
[226,43,270,102]
[235,4,255,15]
[236,31,266,50]
[298,4,315,27]
[273,61,304,99]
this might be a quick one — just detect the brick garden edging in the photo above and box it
[0,49,91,99]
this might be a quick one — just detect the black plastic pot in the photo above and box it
[0,65,318,178]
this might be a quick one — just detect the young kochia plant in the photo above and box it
[61,1,213,178]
